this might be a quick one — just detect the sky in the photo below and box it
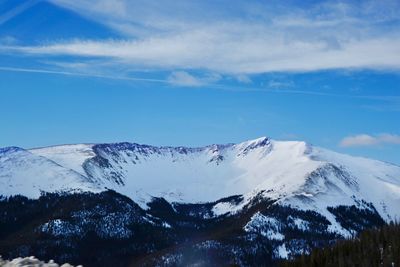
[0,0,399,164]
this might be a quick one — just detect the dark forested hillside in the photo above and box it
[281,223,400,267]
[0,189,390,266]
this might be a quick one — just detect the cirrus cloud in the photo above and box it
[4,34,400,74]
[1,0,400,75]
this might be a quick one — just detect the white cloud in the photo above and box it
[379,134,400,144]
[167,71,221,87]
[340,134,379,147]
[2,0,400,75]
[339,134,400,147]
[167,71,202,87]
[267,79,294,89]
[5,33,400,74]
[235,75,252,84]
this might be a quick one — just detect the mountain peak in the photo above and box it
[0,146,25,155]
[246,136,270,147]
[235,136,271,155]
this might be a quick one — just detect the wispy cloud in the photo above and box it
[5,35,400,74]
[167,71,203,87]
[167,71,221,87]
[0,65,220,87]
[267,79,295,89]
[1,0,400,75]
[235,75,252,84]
[1,66,398,104]
[340,133,400,147]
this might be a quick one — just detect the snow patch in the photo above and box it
[244,212,284,240]
[275,244,289,259]
[288,216,310,231]
[40,219,82,237]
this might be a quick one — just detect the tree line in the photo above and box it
[281,222,399,267]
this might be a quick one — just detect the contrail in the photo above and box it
[0,66,167,83]
[0,0,40,25]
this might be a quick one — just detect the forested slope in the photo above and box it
[281,223,400,267]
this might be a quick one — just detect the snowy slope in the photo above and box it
[1,137,399,226]
[0,147,100,198]
[308,148,400,221]
[31,144,95,176]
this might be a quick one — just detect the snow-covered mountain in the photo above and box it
[0,146,99,197]
[2,137,399,227]
[1,137,400,265]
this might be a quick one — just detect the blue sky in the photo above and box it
[0,0,399,164]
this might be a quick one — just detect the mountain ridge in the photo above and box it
[1,136,400,238]
[1,137,399,264]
